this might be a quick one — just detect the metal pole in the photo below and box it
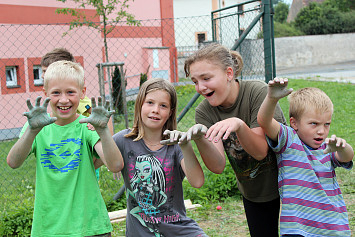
[262,0,273,83]
[119,65,129,129]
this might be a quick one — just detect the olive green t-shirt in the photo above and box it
[195,80,287,202]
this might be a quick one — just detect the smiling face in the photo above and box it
[140,89,172,133]
[290,109,332,149]
[189,60,236,107]
[44,78,85,126]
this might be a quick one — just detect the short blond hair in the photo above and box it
[44,60,85,91]
[288,87,333,120]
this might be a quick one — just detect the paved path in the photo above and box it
[277,61,355,84]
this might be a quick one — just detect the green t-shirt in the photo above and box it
[21,115,112,236]
[195,80,287,202]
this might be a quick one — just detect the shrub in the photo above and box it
[0,206,33,236]
[183,161,239,205]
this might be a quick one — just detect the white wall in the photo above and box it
[275,33,355,69]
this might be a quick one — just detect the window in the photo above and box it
[33,65,43,86]
[6,66,17,87]
[197,33,206,44]
[153,49,159,68]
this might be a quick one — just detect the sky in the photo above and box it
[283,0,293,5]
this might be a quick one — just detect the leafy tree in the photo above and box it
[294,1,355,35]
[323,0,355,12]
[274,2,289,23]
[56,0,139,63]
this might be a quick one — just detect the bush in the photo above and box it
[183,161,239,205]
[0,206,33,236]
[273,22,304,37]
[294,1,355,35]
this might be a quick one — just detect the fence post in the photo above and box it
[262,0,274,83]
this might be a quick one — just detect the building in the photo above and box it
[0,0,176,140]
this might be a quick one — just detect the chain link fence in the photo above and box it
[0,1,268,218]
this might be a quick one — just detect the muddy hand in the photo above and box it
[23,96,57,130]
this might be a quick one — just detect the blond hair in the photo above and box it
[44,60,85,91]
[184,43,243,79]
[125,78,177,141]
[288,87,333,120]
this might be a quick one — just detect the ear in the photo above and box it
[80,87,86,100]
[226,66,234,81]
[289,117,298,131]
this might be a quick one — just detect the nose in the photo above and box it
[196,81,207,93]
[151,104,159,113]
[317,126,325,135]
[59,94,69,104]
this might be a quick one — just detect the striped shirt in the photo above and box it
[267,123,353,237]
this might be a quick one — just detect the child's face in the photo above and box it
[140,89,171,133]
[189,60,235,107]
[290,109,332,149]
[44,78,85,126]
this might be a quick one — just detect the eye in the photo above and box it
[161,104,168,108]
[143,167,150,173]
[325,123,331,127]
[204,77,210,81]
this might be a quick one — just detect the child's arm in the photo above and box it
[162,130,205,188]
[257,78,293,141]
[7,97,57,168]
[161,124,226,174]
[79,97,123,173]
[324,135,354,163]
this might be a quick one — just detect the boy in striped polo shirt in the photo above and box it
[257,78,354,237]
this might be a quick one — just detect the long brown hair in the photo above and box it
[125,78,177,141]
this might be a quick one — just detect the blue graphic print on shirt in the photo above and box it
[40,138,82,172]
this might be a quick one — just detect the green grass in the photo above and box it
[1,79,354,236]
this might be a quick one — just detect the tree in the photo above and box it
[294,1,355,35]
[56,0,139,63]
[274,2,289,23]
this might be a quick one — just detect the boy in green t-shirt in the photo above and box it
[7,60,123,237]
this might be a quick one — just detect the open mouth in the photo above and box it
[205,91,214,97]
[58,106,72,111]
[314,138,323,143]
[149,116,160,121]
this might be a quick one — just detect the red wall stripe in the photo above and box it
[0,4,98,24]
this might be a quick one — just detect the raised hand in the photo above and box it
[179,124,208,144]
[160,129,185,145]
[23,96,57,130]
[79,96,114,131]
[324,135,348,154]
[268,77,293,100]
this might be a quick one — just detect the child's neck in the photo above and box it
[52,113,80,126]
[143,129,163,150]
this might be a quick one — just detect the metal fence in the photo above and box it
[0,0,273,218]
